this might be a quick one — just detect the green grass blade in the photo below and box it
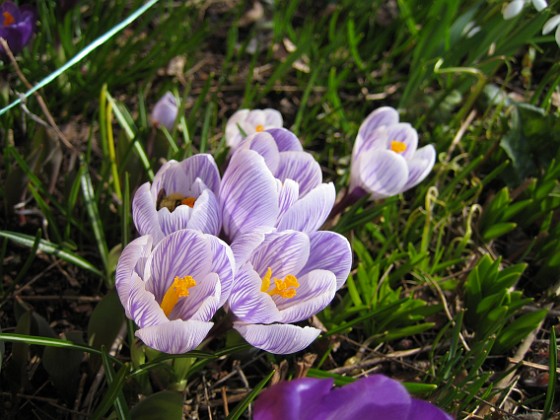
[226,370,275,420]
[543,326,557,419]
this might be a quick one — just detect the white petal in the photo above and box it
[503,1,525,20]
[542,14,560,34]
[354,149,409,198]
[132,183,164,243]
[403,144,436,191]
[532,0,547,12]
[354,107,400,159]
[136,319,213,354]
[276,151,322,196]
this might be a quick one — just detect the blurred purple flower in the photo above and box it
[254,375,453,420]
[0,1,35,55]
[151,92,178,131]
[350,107,436,199]
[221,129,335,241]
[225,108,283,150]
[115,229,235,354]
[227,230,351,354]
[133,154,221,244]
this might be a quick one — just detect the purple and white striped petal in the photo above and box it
[132,183,164,243]
[115,235,153,318]
[171,272,221,322]
[136,319,214,354]
[385,123,419,158]
[267,128,303,152]
[403,145,436,191]
[177,154,221,196]
[276,183,335,233]
[221,149,279,240]
[277,179,300,220]
[276,151,322,197]
[245,132,281,174]
[228,267,282,324]
[250,231,310,279]
[302,231,352,290]
[354,107,400,158]
[277,269,337,323]
[144,230,212,302]
[354,149,409,198]
[230,226,275,270]
[234,323,321,354]
[127,274,168,329]
[205,233,236,305]
[151,160,190,202]
[182,190,221,236]
[151,92,178,131]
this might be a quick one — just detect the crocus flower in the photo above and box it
[133,154,221,244]
[254,375,453,420]
[221,129,334,241]
[115,229,235,354]
[150,92,179,131]
[543,14,560,47]
[225,108,283,150]
[227,229,351,354]
[0,1,35,55]
[350,107,436,200]
[502,0,547,20]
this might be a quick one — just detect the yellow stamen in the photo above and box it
[3,11,15,26]
[390,140,407,154]
[255,124,265,132]
[261,267,299,299]
[160,275,197,317]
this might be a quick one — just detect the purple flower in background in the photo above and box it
[133,154,221,244]
[0,1,35,55]
[221,129,335,241]
[225,108,283,150]
[150,92,178,131]
[115,229,235,354]
[254,375,453,420]
[350,107,436,199]
[227,230,351,354]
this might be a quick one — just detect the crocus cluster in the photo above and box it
[0,1,35,55]
[115,106,434,355]
[253,375,453,420]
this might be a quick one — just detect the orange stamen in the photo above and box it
[255,124,265,132]
[3,11,15,26]
[181,197,196,208]
[160,276,197,317]
[390,140,407,154]
[261,267,299,299]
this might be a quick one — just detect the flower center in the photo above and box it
[157,191,197,212]
[255,124,265,132]
[3,11,15,26]
[160,275,197,317]
[260,267,299,299]
[390,140,407,154]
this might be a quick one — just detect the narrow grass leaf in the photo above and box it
[226,370,275,420]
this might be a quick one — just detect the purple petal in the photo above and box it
[254,378,332,420]
[385,123,419,158]
[354,107,400,158]
[132,182,164,243]
[128,274,168,328]
[115,235,153,318]
[303,231,352,289]
[403,145,436,191]
[136,319,213,354]
[157,204,193,236]
[311,375,413,419]
[409,399,454,420]
[250,231,310,279]
[276,183,335,233]
[276,151,322,196]
[277,269,337,323]
[228,266,281,324]
[267,128,303,152]
[204,233,236,306]
[184,190,221,236]
[220,149,279,240]
[234,323,321,354]
[171,272,221,322]
[145,229,212,302]
[353,149,408,198]
[151,92,178,131]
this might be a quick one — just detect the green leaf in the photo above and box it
[0,230,103,277]
[494,309,548,354]
[129,391,183,420]
[482,222,517,241]
[543,326,557,420]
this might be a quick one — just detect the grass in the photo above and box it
[1,0,559,418]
